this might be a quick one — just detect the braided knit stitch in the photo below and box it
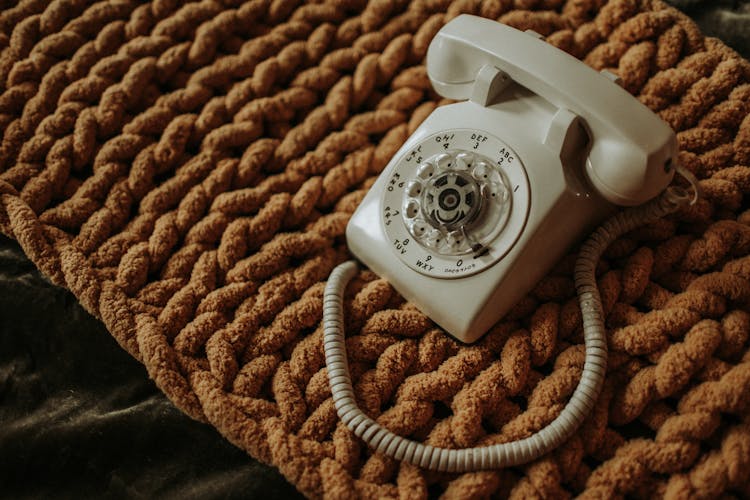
[1,0,750,497]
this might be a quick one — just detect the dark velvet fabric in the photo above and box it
[0,235,303,499]
[0,2,747,498]
[668,0,750,58]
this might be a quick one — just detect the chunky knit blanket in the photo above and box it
[1,0,749,498]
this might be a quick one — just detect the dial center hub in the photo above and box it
[423,171,482,230]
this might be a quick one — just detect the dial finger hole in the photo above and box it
[446,231,463,249]
[406,181,422,197]
[405,200,420,218]
[412,220,429,236]
[472,161,491,180]
[489,182,509,202]
[435,153,453,169]
[473,163,501,184]
[455,152,473,170]
[424,228,442,248]
[417,162,435,179]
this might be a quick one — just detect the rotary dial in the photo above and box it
[381,129,530,278]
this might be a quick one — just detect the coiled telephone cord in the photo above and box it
[323,167,699,472]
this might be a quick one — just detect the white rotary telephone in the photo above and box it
[323,15,698,472]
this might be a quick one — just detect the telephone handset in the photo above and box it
[323,15,696,471]
[427,15,677,207]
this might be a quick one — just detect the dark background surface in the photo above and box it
[0,233,303,499]
[1,2,749,498]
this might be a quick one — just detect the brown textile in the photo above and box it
[1,0,749,497]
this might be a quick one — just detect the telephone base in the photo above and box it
[347,93,611,343]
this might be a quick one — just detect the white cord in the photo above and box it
[323,173,698,472]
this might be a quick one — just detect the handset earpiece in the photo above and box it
[426,14,677,206]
